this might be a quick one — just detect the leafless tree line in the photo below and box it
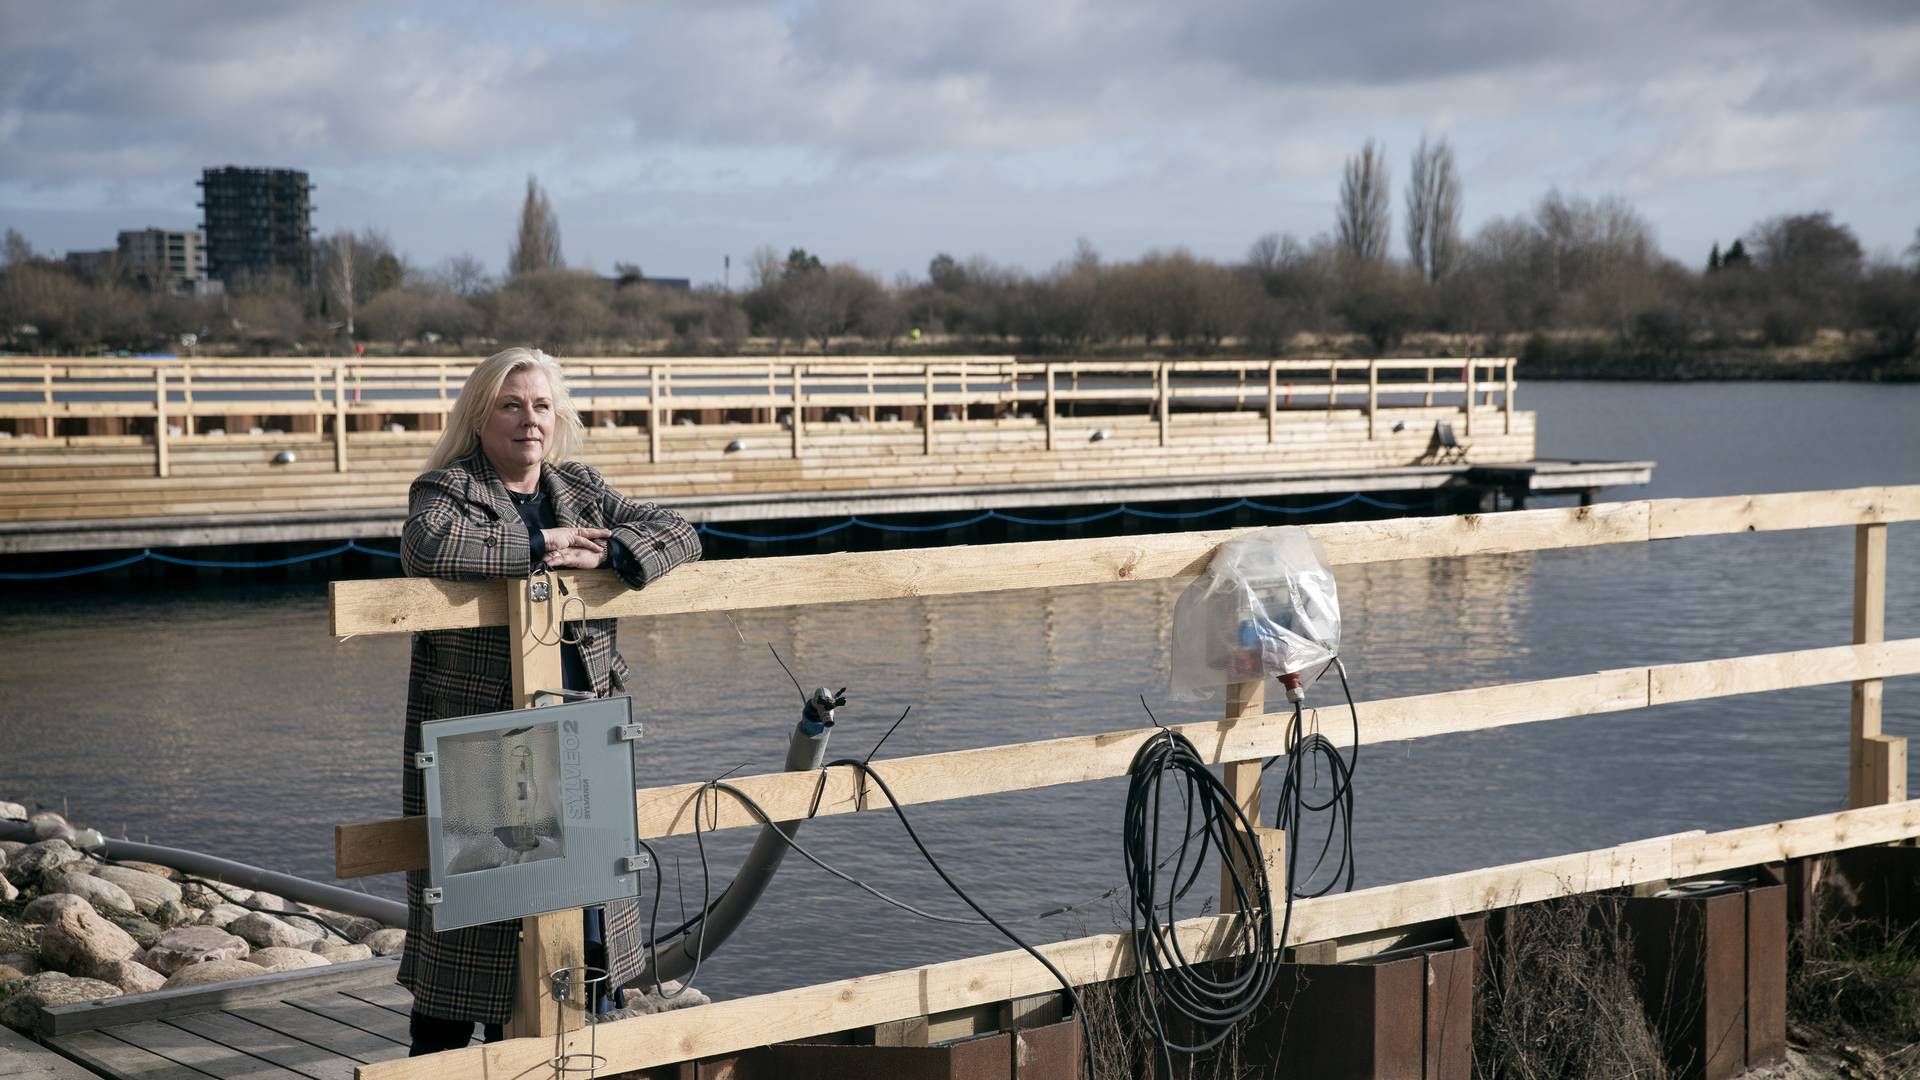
[2,167,1916,364]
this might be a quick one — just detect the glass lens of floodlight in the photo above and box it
[436,721,567,875]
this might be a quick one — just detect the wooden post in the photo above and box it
[1267,360,1278,445]
[1366,361,1379,440]
[1326,363,1338,418]
[1158,361,1170,447]
[42,363,54,439]
[153,368,169,478]
[1504,358,1516,435]
[648,367,661,464]
[1424,365,1434,408]
[923,367,935,454]
[181,367,195,436]
[1044,363,1057,451]
[1463,361,1475,438]
[866,360,876,423]
[791,364,804,459]
[1849,523,1902,806]
[1220,679,1266,914]
[332,365,348,472]
[504,577,587,1040]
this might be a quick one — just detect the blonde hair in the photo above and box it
[424,347,584,472]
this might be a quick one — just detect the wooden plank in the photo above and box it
[328,498,1658,636]
[38,959,403,1037]
[334,986,412,1016]
[223,1004,404,1066]
[98,1020,308,1079]
[282,994,411,1045]
[1648,639,1920,706]
[354,802,1920,1080]
[0,1022,98,1080]
[339,665,1649,876]
[339,634,1920,877]
[1648,486,1920,539]
[166,1012,362,1080]
[1220,678,1265,914]
[40,1030,204,1080]
[1851,522,1888,807]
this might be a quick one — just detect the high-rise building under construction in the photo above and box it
[197,166,314,284]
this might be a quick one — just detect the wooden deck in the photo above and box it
[27,959,457,1079]
[0,355,1604,555]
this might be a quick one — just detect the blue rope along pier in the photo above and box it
[0,493,1413,580]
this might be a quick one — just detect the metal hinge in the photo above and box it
[421,887,444,905]
[617,723,645,742]
[412,752,436,769]
[621,853,652,873]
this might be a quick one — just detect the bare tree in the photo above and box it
[507,174,564,277]
[1405,136,1462,281]
[1246,232,1282,274]
[324,230,356,337]
[1336,140,1391,264]
[438,254,492,296]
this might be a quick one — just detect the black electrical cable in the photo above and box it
[1262,657,1360,900]
[1122,726,1281,1077]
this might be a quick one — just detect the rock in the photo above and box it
[0,841,26,859]
[163,959,265,989]
[247,891,294,913]
[362,928,406,957]
[246,947,330,973]
[39,902,140,978]
[116,861,177,880]
[0,971,121,1030]
[142,927,249,976]
[27,812,68,839]
[196,904,250,930]
[229,912,318,951]
[313,942,373,964]
[0,876,15,903]
[104,916,166,950]
[94,958,165,995]
[150,901,192,930]
[324,914,380,942]
[93,866,183,916]
[181,881,251,908]
[47,871,136,915]
[21,893,90,924]
[0,801,26,821]
[614,980,710,1016]
[8,839,82,886]
[0,952,41,984]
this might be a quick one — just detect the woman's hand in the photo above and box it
[542,527,611,569]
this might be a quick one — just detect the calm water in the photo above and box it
[2,380,1916,999]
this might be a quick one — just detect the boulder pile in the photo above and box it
[0,801,404,1033]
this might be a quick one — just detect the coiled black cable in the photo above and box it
[1264,657,1360,900]
[1123,726,1281,1075]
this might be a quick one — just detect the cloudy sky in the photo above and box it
[2,0,1916,284]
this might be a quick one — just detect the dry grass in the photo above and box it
[1787,907,1920,1078]
[1473,895,1669,1080]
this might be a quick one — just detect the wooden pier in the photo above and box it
[0,356,1648,554]
[14,485,1909,1078]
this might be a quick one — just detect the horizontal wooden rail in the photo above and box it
[331,637,1920,877]
[353,798,1920,1079]
[328,487,1919,636]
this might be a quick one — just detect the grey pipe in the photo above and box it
[0,820,405,926]
[636,692,835,988]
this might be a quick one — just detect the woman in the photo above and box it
[398,347,701,1054]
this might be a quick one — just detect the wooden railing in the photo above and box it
[327,485,1915,1078]
[1,355,1519,477]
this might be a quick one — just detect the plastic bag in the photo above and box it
[1169,526,1341,700]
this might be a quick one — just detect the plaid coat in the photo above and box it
[398,450,701,1023]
